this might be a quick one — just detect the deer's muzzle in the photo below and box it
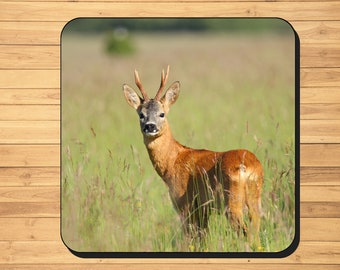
[143,123,159,136]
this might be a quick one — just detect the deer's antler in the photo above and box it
[154,65,170,101]
[134,69,149,101]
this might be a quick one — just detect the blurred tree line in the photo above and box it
[63,18,293,55]
[63,18,293,34]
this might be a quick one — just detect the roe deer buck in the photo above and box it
[123,66,264,246]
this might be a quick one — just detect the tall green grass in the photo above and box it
[61,31,296,253]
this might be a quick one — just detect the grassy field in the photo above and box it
[61,30,296,253]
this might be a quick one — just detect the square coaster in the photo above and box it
[61,18,299,257]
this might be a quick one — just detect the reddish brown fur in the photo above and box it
[123,67,264,246]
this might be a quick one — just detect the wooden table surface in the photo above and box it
[0,1,339,269]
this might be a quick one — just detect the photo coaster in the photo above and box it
[61,18,299,258]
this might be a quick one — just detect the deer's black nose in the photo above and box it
[143,123,158,134]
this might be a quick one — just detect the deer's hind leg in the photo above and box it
[224,174,247,236]
[245,173,263,247]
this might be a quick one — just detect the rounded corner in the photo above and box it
[273,228,300,258]
[60,17,83,41]
[274,17,300,42]
[60,228,84,258]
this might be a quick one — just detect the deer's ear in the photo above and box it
[123,84,142,109]
[161,81,180,108]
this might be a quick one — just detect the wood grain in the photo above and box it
[301,87,340,103]
[0,0,339,269]
[301,120,340,143]
[0,121,59,144]
[0,241,339,264]
[0,89,59,105]
[0,2,339,21]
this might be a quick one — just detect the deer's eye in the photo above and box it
[139,113,145,120]
[159,113,165,118]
